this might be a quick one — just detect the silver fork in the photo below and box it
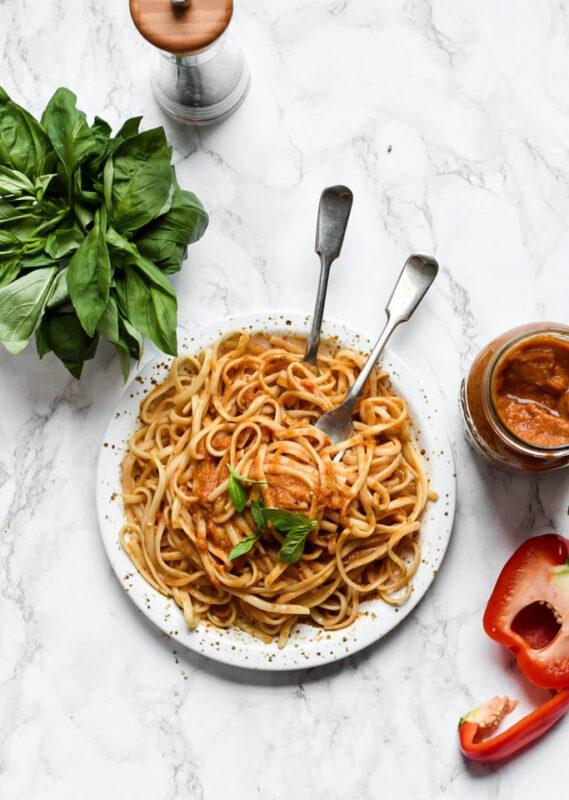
[302,185,353,371]
[315,254,439,446]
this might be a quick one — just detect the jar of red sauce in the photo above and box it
[461,323,569,471]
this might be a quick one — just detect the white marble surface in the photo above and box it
[1,1,568,797]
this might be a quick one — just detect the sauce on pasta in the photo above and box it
[120,331,435,647]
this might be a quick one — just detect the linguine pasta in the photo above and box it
[120,330,435,648]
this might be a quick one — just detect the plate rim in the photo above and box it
[96,310,456,670]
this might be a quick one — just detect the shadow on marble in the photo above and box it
[468,445,569,548]
[152,106,244,163]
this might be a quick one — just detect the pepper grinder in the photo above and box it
[130,0,250,125]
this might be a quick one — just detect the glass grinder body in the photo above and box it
[130,0,250,125]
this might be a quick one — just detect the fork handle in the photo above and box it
[343,314,398,409]
[303,186,353,367]
[304,253,333,366]
[343,253,438,406]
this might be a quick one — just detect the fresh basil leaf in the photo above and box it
[92,116,111,135]
[41,88,97,183]
[262,508,317,535]
[35,317,51,358]
[108,227,177,355]
[136,185,208,245]
[159,244,187,275]
[97,297,135,381]
[228,470,248,513]
[44,309,98,378]
[105,225,143,262]
[45,224,84,259]
[0,212,39,242]
[40,150,61,181]
[114,342,132,381]
[90,116,112,157]
[119,311,144,360]
[0,87,51,178]
[34,174,56,202]
[135,234,187,275]
[102,156,113,213]
[46,268,70,309]
[106,128,173,234]
[156,182,175,219]
[6,215,43,240]
[279,527,313,564]
[72,168,100,204]
[0,199,20,221]
[86,301,138,383]
[0,200,37,216]
[250,499,266,532]
[0,166,35,197]
[67,208,111,336]
[109,311,141,381]
[0,230,21,248]
[135,235,178,265]
[115,116,142,140]
[115,263,177,356]
[229,534,260,560]
[20,253,58,268]
[0,256,20,287]
[0,266,57,354]
[228,464,267,486]
[97,295,120,343]
[97,116,144,164]
[74,200,95,231]
[263,508,317,563]
[227,466,266,514]
[127,256,178,320]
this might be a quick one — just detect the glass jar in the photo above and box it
[461,323,569,472]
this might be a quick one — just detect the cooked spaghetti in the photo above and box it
[120,330,435,647]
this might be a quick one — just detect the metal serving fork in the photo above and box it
[314,254,439,445]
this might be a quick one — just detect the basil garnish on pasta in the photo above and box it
[227,466,247,512]
[227,465,266,513]
[228,487,316,563]
[250,498,267,531]
[229,534,260,560]
[262,509,318,564]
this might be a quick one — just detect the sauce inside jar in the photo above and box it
[492,336,569,448]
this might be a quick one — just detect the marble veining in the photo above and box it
[1,0,568,797]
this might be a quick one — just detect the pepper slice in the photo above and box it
[459,690,569,762]
[459,534,569,762]
[483,534,569,689]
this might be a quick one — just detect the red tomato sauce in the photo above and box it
[492,336,569,447]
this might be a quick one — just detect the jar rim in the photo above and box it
[483,324,569,457]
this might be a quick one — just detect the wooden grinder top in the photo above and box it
[130,0,233,55]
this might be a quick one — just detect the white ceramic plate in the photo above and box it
[96,311,456,670]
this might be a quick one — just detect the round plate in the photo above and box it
[96,311,456,670]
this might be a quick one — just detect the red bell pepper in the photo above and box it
[459,690,569,762]
[483,534,569,689]
[459,534,569,762]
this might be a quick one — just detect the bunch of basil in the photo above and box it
[0,87,208,378]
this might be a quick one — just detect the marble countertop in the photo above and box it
[1,1,568,797]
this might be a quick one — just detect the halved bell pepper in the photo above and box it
[483,534,569,689]
[459,690,569,762]
[459,534,569,762]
